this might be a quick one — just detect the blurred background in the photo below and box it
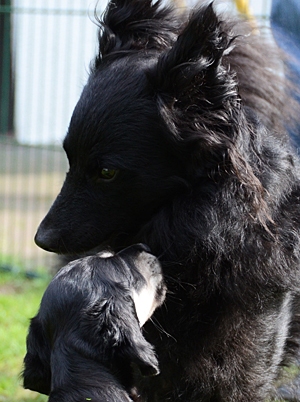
[1,0,299,401]
[0,0,99,275]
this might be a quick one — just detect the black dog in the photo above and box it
[23,244,166,401]
[34,1,300,400]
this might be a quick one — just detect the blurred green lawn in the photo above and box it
[0,266,49,402]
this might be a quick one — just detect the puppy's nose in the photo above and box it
[118,243,152,256]
[134,243,152,253]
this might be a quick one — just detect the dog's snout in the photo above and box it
[35,225,59,253]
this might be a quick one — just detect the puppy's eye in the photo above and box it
[99,168,118,181]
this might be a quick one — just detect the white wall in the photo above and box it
[248,0,271,17]
[13,0,103,145]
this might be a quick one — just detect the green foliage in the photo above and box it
[0,267,49,402]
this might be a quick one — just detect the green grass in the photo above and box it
[0,266,50,402]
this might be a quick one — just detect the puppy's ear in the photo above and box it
[95,0,179,62]
[22,316,51,395]
[105,297,159,376]
[149,3,238,126]
[121,320,160,377]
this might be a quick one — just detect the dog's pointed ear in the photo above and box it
[148,3,238,134]
[22,316,51,395]
[148,4,271,226]
[95,0,179,62]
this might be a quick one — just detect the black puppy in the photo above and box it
[34,0,300,400]
[23,244,166,401]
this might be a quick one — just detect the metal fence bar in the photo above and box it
[0,0,14,135]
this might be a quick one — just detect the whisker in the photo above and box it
[149,317,177,342]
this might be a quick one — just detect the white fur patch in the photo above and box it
[132,283,158,327]
[98,251,114,258]
[131,251,165,327]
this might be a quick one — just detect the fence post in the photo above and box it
[0,0,14,136]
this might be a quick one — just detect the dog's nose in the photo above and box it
[34,226,60,253]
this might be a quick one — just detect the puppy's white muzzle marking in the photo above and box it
[98,251,114,258]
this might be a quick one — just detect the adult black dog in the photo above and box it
[23,244,166,401]
[34,1,300,400]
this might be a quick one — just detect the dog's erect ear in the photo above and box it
[22,316,51,395]
[149,3,238,135]
[94,0,179,63]
[149,4,272,227]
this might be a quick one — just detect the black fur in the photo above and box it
[23,244,165,401]
[35,1,300,400]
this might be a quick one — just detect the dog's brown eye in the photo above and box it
[99,168,118,181]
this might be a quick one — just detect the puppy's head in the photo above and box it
[23,244,165,395]
[79,244,166,377]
